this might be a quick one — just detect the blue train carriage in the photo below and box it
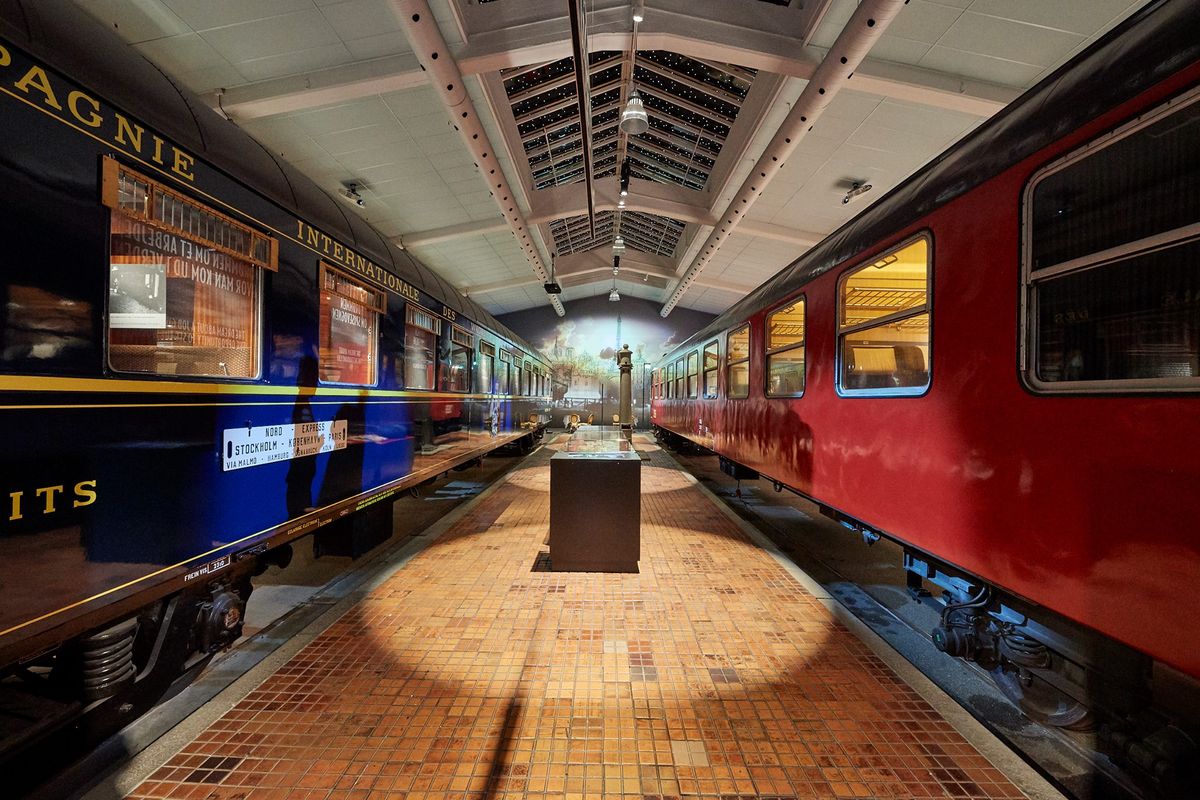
[0,5,551,751]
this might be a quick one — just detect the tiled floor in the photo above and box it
[126,436,1028,800]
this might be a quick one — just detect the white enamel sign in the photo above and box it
[222,420,348,471]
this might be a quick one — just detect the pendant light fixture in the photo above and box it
[620,87,649,135]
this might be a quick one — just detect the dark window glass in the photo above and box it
[1031,98,1200,271]
[1028,92,1200,390]
[480,354,494,393]
[1037,241,1200,383]
[447,343,470,392]
[404,326,436,389]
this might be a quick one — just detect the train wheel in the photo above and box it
[990,665,1094,731]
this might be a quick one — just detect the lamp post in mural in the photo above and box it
[617,343,633,441]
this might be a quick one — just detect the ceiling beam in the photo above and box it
[556,250,676,279]
[455,0,1016,117]
[397,218,508,248]
[461,246,754,297]
[201,0,1014,123]
[393,190,824,250]
[528,176,711,225]
[204,53,425,120]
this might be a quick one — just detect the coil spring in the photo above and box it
[999,629,1051,669]
[79,617,138,701]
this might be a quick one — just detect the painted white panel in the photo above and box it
[918,45,1045,88]
[882,1,965,45]
[201,10,343,62]
[316,0,405,41]
[162,0,314,30]
[134,33,234,77]
[235,45,358,84]
[75,0,191,42]
[938,12,1084,68]
[970,0,1139,36]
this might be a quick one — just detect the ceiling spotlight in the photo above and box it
[620,88,649,135]
[842,181,873,205]
[632,0,645,23]
[617,198,626,208]
[339,182,365,207]
[613,235,625,256]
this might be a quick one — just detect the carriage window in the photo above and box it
[404,305,440,390]
[498,348,511,395]
[674,357,685,398]
[104,159,275,378]
[524,360,533,396]
[838,238,930,395]
[766,297,805,397]
[479,340,495,393]
[319,265,384,385]
[702,341,719,398]
[443,326,472,392]
[727,324,750,398]
[686,351,699,398]
[665,362,673,399]
[1026,89,1200,390]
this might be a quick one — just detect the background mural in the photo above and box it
[498,295,715,429]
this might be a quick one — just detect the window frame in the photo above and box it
[686,350,699,399]
[441,324,473,393]
[674,357,685,399]
[764,295,806,398]
[317,262,385,387]
[702,340,719,399]
[479,339,497,393]
[103,160,271,382]
[726,323,750,399]
[511,350,523,396]
[835,233,933,398]
[1020,84,1200,395]
[403,304,442,391]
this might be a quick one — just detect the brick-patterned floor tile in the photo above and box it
[126,435,1029,800]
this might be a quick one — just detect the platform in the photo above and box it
[107,434,1054,800]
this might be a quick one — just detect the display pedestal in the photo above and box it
[549,431,640,572]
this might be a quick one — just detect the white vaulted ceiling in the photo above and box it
[75,0,1147,317]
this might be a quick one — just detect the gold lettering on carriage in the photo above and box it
[295,220,420,303]
[0,42,196,182]
[6,480,97,523]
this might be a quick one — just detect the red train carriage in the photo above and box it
[652,0,1200,764]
